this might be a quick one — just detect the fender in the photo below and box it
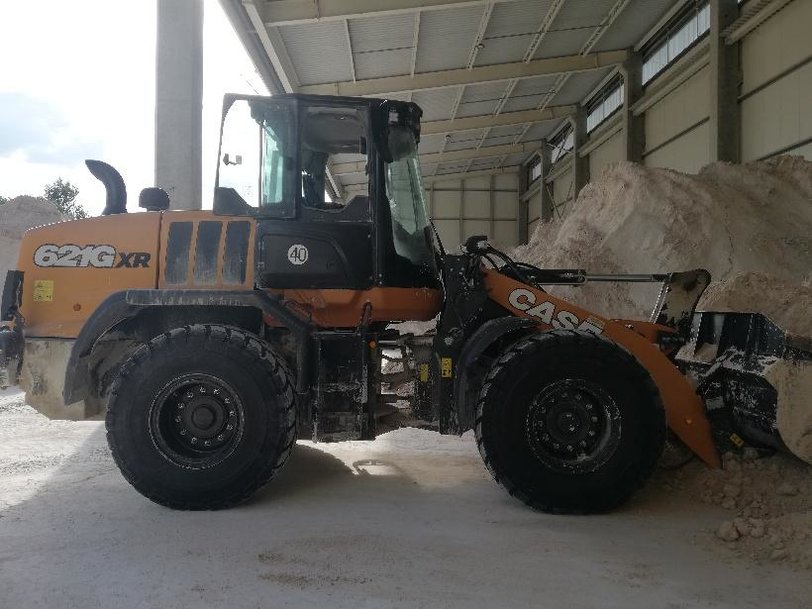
[64,289,315,403]
[63,291,144,404]
[454,316,536,431]
[484,268,721,468]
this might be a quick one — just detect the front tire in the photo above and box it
[106,324,296,510]
[475,330,665,514]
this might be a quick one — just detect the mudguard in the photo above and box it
[454,316,536,430]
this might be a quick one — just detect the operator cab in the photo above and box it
[214,93,441,291]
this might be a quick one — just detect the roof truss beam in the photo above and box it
[421,105,575,134]
[260,0,524,26]
[297,49,629,96]
[331,141,541,174]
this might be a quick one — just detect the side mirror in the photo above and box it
[139,188,170,212]
[462,234,490,254]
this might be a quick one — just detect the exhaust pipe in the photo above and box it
[85,159,127,215]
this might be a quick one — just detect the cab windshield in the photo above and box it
[385,129,436,269]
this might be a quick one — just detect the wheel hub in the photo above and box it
[150,374,244,469]
[526,379,621,474]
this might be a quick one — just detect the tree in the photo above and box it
[44,178,87,219]
[0,195,8,205]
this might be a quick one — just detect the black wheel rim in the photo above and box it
[149,373,245,470]
[525,379,621,474]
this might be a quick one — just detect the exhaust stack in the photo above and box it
[85,159,127,215]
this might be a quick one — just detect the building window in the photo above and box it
[528,156,542,184]
[642,2,710,85]
[586,78,624,132]
[549,125,573,164]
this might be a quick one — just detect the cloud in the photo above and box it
[0,92,102,164]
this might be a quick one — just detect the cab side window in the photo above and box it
[301,106,369,215]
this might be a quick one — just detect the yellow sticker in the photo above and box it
[440,357,453,379]
[33,280,54,302]
[419,363,429,383]
[729,433,745,448]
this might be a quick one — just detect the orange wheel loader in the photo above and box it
[1,94,806,512]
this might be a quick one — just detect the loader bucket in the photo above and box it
[677,312,812,456]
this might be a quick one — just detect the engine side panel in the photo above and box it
[16,213,161,338]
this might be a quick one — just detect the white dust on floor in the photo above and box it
[1,389,811,609]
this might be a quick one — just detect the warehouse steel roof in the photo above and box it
[220,0,678,187]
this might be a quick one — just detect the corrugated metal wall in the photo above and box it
[588,127,624,179]
[740,0,812,161]
[428,174,520,250]
[643,65,711,173]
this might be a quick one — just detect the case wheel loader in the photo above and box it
[1,93,808,512]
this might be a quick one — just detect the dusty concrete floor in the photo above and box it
[1,387,810,609]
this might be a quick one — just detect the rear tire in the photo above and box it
[106,324,296,510]
[475,330,665,514]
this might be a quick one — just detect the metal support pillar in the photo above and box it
[571,106,589,200]
[709,0,740,163]
[155,0,204,210]
[621,52,644,163]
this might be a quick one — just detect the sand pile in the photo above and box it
[0,196,67,279]
[513,156,812,321]
[699,272,812,338]
[666,451,812,569]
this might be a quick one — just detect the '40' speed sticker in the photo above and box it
[33,244,151,268]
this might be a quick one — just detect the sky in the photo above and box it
[0,0,267,216]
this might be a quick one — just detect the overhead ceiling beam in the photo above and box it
[423,166,518,184]
[243,1,300,91]
[260,0,524,26]
[421,105,575,134]
[522,0,566,61]
[297,49,629,96]
[331,141,541,174]
[512,0,631,146]
[341,166,519,185]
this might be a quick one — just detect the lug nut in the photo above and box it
[217,434,224,441]
[185,392,194,399]
[204,440,211,446]
[226,424,233,431]
[177,403,185,410]
[191,437,198,444]
[213,388,220,395]
[180,429,187,436]
[175,416,181,423]
[199,386,206,393]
